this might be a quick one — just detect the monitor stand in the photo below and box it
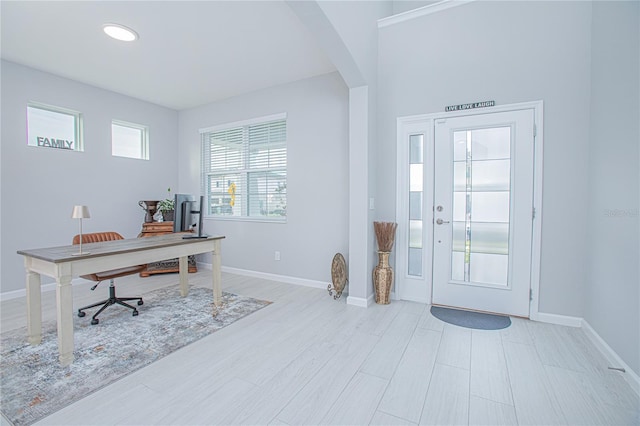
[182,233,208,239]
[182,195,208,239]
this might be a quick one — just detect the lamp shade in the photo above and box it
[71,205,91,219]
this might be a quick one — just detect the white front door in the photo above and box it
[432,110,535,317]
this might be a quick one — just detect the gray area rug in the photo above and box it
[0,286,271,425]
[430,306,511,330]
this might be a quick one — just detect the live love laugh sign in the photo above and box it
[445,100,495,112]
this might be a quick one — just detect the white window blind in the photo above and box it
[201,115,286,220]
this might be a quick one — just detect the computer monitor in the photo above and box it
[173,194,208,238]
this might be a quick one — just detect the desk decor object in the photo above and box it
[0,286,271,426]
[71,205,91,256]
[158,187,175,222]
[138,200,159,223]
[327,253,347,300]
[138,221,177,237]
[373,221,397,305]
[157,197,175,222]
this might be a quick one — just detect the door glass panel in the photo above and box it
[471,127,510,160]
[453,131,467,161]
[410,164,423,192]
[451,251,465,281]
[409,192,422,220]
[452,221,466,252]
[450,127,511,286]
[410,135,423,163]
[471,192,510,223]
[469,222,509,255]
[409,220,423,248]
[471,160,510,191]
[408,248,423,276]
[408,134,424,276]
[453,162,467,191]
[470,253,508,285]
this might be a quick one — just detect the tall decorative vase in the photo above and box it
[373,251,393,304]
[139,200,159,223]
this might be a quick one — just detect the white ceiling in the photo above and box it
[0,1,337,110]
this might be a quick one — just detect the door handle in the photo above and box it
[436,218,450,225]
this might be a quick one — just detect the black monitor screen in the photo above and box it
[173,194,208,238]
[173,194,196,233]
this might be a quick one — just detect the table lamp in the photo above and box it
[71,205,91,256]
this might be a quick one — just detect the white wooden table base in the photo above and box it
[18,234,224,366]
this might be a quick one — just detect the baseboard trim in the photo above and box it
[197,261,212,271]
[205,264,330,290]
[535,311,639,397]
[0,288,29,302]
[535,311,583,328]
[1,264,332,301]
[582,320,640,397]
[346,294,374,308]
[0,278,89,302]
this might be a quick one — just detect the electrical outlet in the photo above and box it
[274,251,280,261]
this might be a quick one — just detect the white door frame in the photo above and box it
[394,118,435,304]
[395,100,544,320]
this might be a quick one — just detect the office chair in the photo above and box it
[73,232,147,325]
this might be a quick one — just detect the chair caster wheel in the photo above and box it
[78,311,86,318]
[91,318,99,325]
[132,310,139,317]
[137,300,144,306]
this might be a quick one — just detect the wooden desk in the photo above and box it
[17,233,225,366]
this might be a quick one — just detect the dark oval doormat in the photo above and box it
[431,306,511,330]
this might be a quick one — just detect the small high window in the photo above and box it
[27,103,83,151]
[112,120,149,160]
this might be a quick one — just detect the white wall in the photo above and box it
[377,1,593,317]
[177,72,349,285]
[1,60,179,294]
[315,1,392,303]
[318,1,391,86]
[585,1,639,374]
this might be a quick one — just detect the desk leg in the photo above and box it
[212,239,222,307]
[25,259,42,345]
[179,256,188,297]
[55,270,74,366]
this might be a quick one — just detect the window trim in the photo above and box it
[200,113,287,222]
[111,119,149,160]
[199,113,286,135]
[27,102,84,151]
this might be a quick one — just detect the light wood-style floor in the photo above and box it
[1,271,638,425]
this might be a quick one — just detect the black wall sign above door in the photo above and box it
[445,100,495,112]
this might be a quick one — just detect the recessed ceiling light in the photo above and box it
[103,23,138,42]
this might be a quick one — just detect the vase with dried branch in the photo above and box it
[373,221,397,304]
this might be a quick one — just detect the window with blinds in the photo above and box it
[201,114,287,220]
